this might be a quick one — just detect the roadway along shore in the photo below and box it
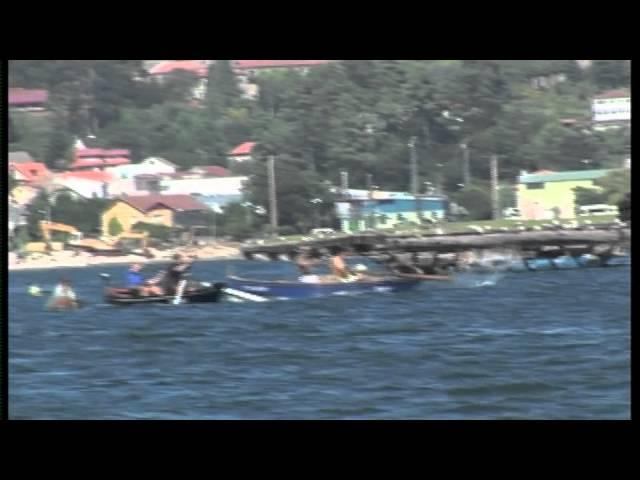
[9,244,242,271]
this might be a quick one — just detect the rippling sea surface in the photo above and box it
[9,259,630,419]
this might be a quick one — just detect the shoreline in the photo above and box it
[9,245,243,272]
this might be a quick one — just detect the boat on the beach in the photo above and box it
[226,274,421,300]
[104,281,226,305]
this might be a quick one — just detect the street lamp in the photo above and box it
[310,198,322,228]
[408,136,421,223]
[460,142,471,187]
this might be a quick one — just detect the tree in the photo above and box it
[44,112,74,169]
[593,168,631,205]
[8,116,20,144]
[132,222,174,241]
[25,191,51,241]
[160,70,201,103]
[573,186,607,209]
[617,193,630,222]
[591,60,630,90]
[108,217,124,236]
[451,183,492,220]
[206,60,242,112]
[48,195,109,234]
[217,203,257,240]
[244,154,334,232]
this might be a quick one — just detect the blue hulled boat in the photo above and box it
[226,275,421,300]
[507,254,630,272]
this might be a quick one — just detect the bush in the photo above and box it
[451,185,492,220]
[132,222,174,241]
[108,217,124,236]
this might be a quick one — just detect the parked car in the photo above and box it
[578,204,619,216]
[503,207,521,219]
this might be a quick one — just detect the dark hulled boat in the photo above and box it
[105,281,226,305]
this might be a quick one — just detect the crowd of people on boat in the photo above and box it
[295,247,370,283]
[30,247,416,309]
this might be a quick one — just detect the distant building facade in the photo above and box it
[592,89,630,130]
[335,189,448,233]
[517,169,616,220]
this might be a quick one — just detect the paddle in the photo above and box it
[172,279,187,305]
[222,287,269,302]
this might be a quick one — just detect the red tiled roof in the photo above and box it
[70,159,103,168]
[229,142,256,156]
[59,171,114,183]
[104,157,130,166]
[76,148,131,158]
[70,158,130,168]
[232,60,331,70]
[594,89,631,99]
[119,194,209,213]
[149,60,208,77]
[10,162,51,182]
[9,88,49,106]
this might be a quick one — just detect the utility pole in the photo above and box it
[340,170,349,196]
[490,154,500,220]
[267,155,278,235]
[366,173,373,194]
[409,137,421,223]
[461,142,470,187]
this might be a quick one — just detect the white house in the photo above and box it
[592,89,630,130]
[47,177,110,200]
[106,157,177,180]
[159,175,248,197]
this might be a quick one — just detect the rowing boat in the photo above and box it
[105,281,226,305]
[226,274,421,299]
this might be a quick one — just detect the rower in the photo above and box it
[296,248,320,283]
[126,263,144,288]
[329,248,360,282]
[162,253,193,296]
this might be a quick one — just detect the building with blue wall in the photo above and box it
[335,189,448,233]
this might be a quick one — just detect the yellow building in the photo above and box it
[517,169,614,220]
[101,195,210,235]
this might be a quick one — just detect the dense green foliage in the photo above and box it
[10,60,630,226]
[574,169,631,209]
[132,222,174,241]
[108,217,124,236]
[25,192,109,240]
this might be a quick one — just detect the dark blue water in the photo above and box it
[9,260,630,419]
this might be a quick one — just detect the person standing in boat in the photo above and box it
[161,253,193,296]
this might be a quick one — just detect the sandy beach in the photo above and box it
[9,244,243,271]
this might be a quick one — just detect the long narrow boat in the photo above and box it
[105,282,226,305]
[226,275,421,300]
[389,272,453,281]
[507,254,630,272]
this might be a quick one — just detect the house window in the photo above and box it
[526,182,545,190]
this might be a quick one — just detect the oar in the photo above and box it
[222,287,269,302]
[172,279,187,305]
